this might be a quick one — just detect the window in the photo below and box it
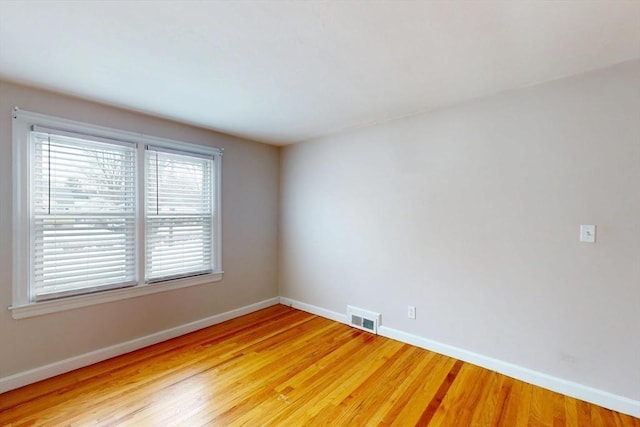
[32,128,137,300]
[11,108,223,318]
[145,147,215,282]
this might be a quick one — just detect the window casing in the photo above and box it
[11,108,223,318]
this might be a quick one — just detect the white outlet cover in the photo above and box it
[408,305,416,319]
[580,225,596,243]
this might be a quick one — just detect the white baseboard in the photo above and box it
[378,326,640,418]
[279,296,640,418]
[279,296,347,324]
[0,297,280,394]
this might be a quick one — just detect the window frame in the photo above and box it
[11,108,223,319]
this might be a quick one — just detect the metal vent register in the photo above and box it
[347,306,381,334]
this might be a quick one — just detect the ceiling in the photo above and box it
[1,1,639,145]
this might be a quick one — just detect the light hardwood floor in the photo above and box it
[0,305,637,426]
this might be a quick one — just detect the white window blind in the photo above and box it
[32,128,137,301]
[145,147,215,282]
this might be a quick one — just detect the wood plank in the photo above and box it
[0,305,637,426]
[468,369,503,426]
[425,363,489,427]
[490,375,515,426]
[529,383,555,426]
[500,375,531,427]
[552,391,566,427]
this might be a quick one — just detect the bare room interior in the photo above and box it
[0,1,639,425]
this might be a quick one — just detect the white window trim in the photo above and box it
[10,107,223,319]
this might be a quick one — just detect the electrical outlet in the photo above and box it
[408,305,416,319]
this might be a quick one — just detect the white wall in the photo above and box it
[0,81,280,378]
[280,60,640,401]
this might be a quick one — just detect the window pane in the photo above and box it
[145,149,214,282]
[32,132,137,300]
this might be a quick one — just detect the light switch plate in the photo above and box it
[580,225,596,243]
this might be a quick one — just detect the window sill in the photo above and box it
[9,272,223,319]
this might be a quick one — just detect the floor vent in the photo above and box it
[347,306,381,334]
